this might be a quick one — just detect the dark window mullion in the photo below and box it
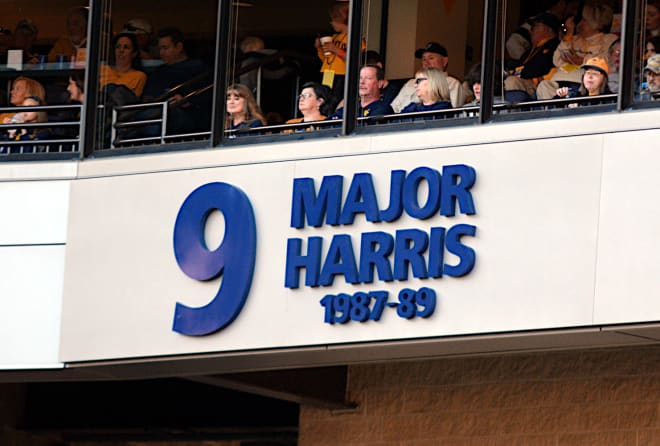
[81,0,105,157]
[212,0,233,147]
[342,0,364,136]
[619,0,640,111]
[479,0,498,124]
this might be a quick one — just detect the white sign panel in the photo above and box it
[61,136,604,362]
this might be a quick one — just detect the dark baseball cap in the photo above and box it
[532,13,560,34]
[414,42,448,59]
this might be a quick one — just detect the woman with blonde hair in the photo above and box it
[225,84,266,132]
[400,68,452,114]
[0,76,46,123]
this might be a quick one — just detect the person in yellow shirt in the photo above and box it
[100,33,147,97]
[315,4,349,100]
[48,7,88,62]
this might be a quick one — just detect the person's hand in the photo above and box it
[323,40,340,55]
[556,87,569,98]
[314,36,321,49]
[2,117,10,124]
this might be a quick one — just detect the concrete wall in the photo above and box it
[300,346,660,445]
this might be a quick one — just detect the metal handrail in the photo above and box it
[0,104,82,155]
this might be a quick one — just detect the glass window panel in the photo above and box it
[0,1,87,156]
[354,0,485,131]
[222,0,343,140]
[499,0,619,116]
[93,0,217,151]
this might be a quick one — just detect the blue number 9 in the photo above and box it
[415,287,436,318]
[172,182,257,336]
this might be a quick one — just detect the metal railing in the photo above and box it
[0,104,82,156]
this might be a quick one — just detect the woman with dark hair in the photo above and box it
[100,32,146,96]
[646,35,660,60]
[225,84,266,132]
[68,73,84,103]
[286,82,334,128]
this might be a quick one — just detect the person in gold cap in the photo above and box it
[644,54,660,93]
[555,56,610,98]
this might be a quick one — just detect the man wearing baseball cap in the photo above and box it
[644,54,660,93]
[504,13,560,101]
[390,41,467,113]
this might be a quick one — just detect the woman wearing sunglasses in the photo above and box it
[400,68,452,115]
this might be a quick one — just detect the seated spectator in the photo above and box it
[504,13,560,102]
[1,96,48,153]
[47,73,84,141]
[536,3,617,99]
[331,65,394,119]
[141,27,210,135]
[464,63,482,106]
[647,36,660,61]
[48,6,88,62]
[11,19,39,64]
[365,50,403,106]
[607,39,620,93]
[226,84,266,133]
[285,82,334,130]
[100,32,147,97]
[643,54,660,95]
[554,56,610,100]
[122,18,156,61]
[0,77,45,123]
[505,0,579,62]
[390,42,466,112]
[400,68,452,115]
[67,73,84,104]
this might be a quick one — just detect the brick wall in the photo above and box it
[299,345,660,446]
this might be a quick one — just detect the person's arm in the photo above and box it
[390,80,416,113]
